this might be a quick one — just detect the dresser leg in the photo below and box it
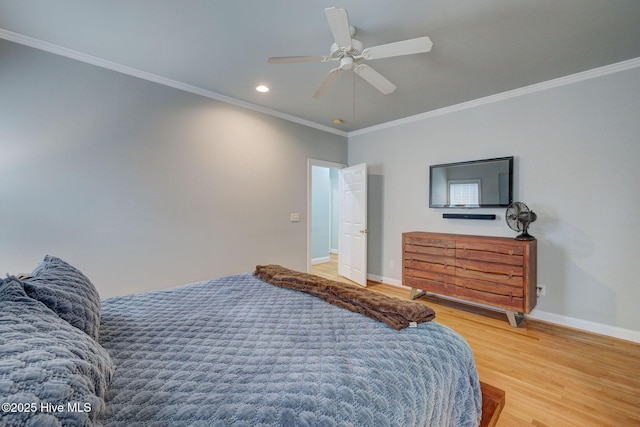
[505,311,524,327]
[409,288,427,300]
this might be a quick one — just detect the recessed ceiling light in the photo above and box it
[256,85,270,93]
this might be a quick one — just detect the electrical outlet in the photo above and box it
[389,259,395,268]
[536,285,546,297]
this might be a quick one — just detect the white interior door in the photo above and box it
[339,163,367,287]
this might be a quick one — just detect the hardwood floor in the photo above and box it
[312,255,640,427]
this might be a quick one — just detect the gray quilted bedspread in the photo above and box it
[99,273,481,426]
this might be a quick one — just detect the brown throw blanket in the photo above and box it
[253,265,435,330]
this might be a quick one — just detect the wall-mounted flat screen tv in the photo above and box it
[429,156,513,208]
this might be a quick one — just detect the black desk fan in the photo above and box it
[506,202,537,240]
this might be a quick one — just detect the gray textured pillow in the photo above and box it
[22,255,102,340]
[0,276,114,426]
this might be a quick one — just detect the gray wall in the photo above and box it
[0,40,347,297]
[349,65,640,333]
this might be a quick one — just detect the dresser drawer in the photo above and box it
[455,258,524,287]
[404,274,453,295]
[404,257,455,278]
[452,285,524,311]
[454,277,525,311]
[404,236,455,257]
[456,242,524,266]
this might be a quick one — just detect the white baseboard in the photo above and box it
[368,274,640,344]
[311,256,330,265]
[526,310,640,344]
[367,274,403,287]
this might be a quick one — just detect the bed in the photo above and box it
[1,255,484,426]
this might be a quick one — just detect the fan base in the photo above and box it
[515,232,536,241]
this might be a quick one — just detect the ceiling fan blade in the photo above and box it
[354,64,396,95]
[325,7,352,50]
[361,36,433,60]
[267,56,328,64]
[312,67,342,98]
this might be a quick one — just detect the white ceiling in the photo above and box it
[2,0,640,133]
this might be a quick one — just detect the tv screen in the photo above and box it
[429,156,513,208]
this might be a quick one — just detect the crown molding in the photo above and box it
[349,56,640,137]
[3,27,638,139]
[0,28,348,138]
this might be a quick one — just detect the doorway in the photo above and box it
[307,159,344,278]
[307,159,368,286]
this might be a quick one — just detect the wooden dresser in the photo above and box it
[402,232,537,326]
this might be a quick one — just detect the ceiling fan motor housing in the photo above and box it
[330,39,363,59]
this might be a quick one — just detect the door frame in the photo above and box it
[306,158,347,274]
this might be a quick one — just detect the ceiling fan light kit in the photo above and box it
[268,7,433,98]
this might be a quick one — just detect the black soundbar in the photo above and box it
[443,213,496,220]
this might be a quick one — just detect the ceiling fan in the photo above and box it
[267,7,433,98]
